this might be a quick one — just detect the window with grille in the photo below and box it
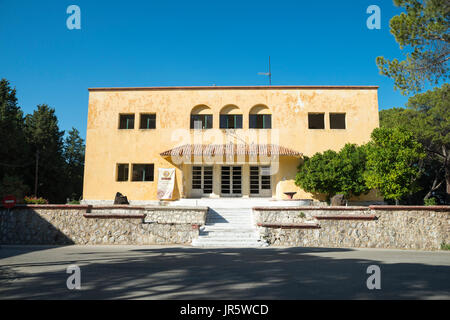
[220,115,243,129]
[119,114,135,129]
[117,164,129,181]
[190,114,213,129]
[131,164,154,182]
[140,114,156,129]
[249,114,271,129]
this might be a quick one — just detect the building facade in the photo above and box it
[83,86,381,203]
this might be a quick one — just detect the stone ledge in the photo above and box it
[369,205,450,211]
[253,206,368,211]
[89,205,146,210]
[83,214,146,219]
[6,204,90,210]
[145,206,209,211]
[257,223,321,229]
[314,214,377,220]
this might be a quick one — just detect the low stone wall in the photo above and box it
[253,206,450,250]
[0,205,208,245]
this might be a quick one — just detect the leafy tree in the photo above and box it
[295,144,369,200]
[380,84,449,202]
[64,128,85,201]
[295,150,340,200]
[365,127,426,204]
[336,144,370,198]
[379,107,414,128]
[24,104,66,203]
[376,0,449,94]
[406,83,450,199]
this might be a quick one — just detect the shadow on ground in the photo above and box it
[0,246,449,299]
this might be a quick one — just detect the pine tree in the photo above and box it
[0,79,29,200]
[64,127,85,201]
[24,104,66,203]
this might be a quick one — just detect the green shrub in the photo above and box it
[24,196,49,204]
[440,242,450,251]
[424,198,437,206]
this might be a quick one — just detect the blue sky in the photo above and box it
[0,0,414,139]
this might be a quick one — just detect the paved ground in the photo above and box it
[0,245,449,299]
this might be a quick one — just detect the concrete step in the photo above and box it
[206,218,253,223]
[198,236,261,242]
[199,231,260,238]
[201,226,257,232]
[207,213,253,217]
[205,219,254,223]
[192,204,266,248]
[209,209,252,212]
[205,224,254,228]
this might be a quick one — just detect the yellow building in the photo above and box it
[83,85,381,203]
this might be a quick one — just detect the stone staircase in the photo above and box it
[192,207,268,248]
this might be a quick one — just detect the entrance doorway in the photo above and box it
[221,166,242,196]
[250,166,271,197]
[192,166,213,196]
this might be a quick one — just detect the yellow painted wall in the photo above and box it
[83,87,380,201]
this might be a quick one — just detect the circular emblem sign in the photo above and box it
[2,195,17,209]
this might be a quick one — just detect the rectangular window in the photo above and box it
[140,114,156,129]
[119,114,135,129]
[330,113,346,129]
[249,114,271,129]
[190,114,213,129]
[220,115,243,129]
[308,113,325,129]
[116,164,129,182]
[131,164,154,182]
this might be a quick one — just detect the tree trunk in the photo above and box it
[444,146,450,203]
[446,165,450,204]
[424,176,444,201]
[34,150,39,197]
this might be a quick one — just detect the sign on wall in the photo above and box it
[157,168,176,200]
[2,195,16,209]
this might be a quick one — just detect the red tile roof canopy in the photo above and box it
[160,144,303,157]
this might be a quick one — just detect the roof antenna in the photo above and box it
[258,56,272,85]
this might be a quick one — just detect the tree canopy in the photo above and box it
[0,79,85,203]
[379,84,449,201]
[376,0,449,94]
[295,144,369,200]
[365,127,426,203]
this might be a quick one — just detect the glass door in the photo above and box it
[192,166,213,196]
[221,166,242,196]
[249,166,271,197]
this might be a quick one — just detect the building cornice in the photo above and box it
[88,85,379,92]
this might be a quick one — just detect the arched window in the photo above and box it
[220,105,243,129]
[249,104,271,129]
[190,105,213,129]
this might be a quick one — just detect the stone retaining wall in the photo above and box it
[0,205,208,245]
[253,206,450,250]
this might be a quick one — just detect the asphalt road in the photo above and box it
[0,245,449,299]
